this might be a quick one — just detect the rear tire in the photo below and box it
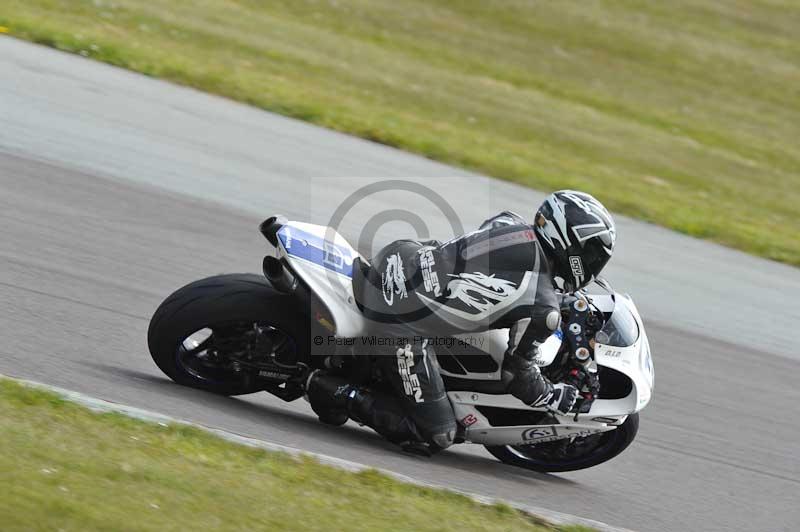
[147,274,309,396]
[485,413,639,473]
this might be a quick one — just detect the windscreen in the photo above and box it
[595,297,640,347]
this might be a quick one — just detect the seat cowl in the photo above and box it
[274,221,368,338]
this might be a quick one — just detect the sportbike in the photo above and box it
[148,216,654,472]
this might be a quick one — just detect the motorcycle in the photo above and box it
[148,216,654,472]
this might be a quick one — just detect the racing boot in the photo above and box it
[346,388,441,455]
[307,372,444,455]
[305,370,356,426]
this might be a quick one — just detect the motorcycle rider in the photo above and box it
[306,190,617,454]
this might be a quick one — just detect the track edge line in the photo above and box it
[1,373,634,532]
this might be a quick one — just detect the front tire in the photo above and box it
[147,274,309,396]
[485,413,639,473]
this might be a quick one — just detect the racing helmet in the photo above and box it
[534,190,616,291]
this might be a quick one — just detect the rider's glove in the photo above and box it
[503,354,578,414]
[546,383,579,415]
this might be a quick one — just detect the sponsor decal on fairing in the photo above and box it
[519,426,599,445]
[460,414,478,427]
[323,242,344,270]
[522,426,557,441]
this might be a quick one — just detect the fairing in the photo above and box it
[264,220,368,338]
[450,292,653,444]
[593,293,654,412]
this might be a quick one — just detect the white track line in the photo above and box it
[3,374,633,532]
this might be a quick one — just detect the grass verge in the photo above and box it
[0,379,592,532]
[1,1,797,264]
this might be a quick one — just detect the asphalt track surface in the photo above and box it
[1,37,799,531]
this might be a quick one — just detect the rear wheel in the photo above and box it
[485,413,639,473]
[147,274,309,396]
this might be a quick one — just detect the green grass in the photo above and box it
[0,378,591,532]
[1,0,798,264]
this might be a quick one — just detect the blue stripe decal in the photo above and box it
[278,225,354,278]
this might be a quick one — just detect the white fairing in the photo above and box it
[451,292,654,445]
[445,293,652,412]
[265,220,368,338]
[441,328,562,382]
[593,293,654,412]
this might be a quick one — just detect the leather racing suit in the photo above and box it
[338,211,564,452]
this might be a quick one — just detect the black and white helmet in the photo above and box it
[534,190,616,291]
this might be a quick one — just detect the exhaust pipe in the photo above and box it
[262,256,297,294]
[259,215,287,246]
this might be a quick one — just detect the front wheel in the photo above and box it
[147,274,309,396]
[485,413,639,473]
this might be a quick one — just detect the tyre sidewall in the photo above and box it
[148,274,311,395]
